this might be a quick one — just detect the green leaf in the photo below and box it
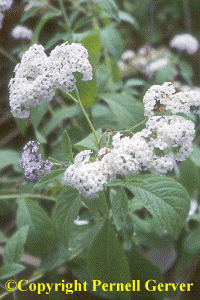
[182,223,200,255]
[81,30,101,70]
[74,129,102,152]
[125,175,190,239]
[75,72,97,107]
[62,130,73,161]
[31,101,49,129]
[93,0,119,21]
[190,143,200,167]
[179,60,193,85]
[3,226,29,265]
[126,246,164,300]
[42,106,79,136]
[111,187,128,231]
[21,6,41,22]
[87,218,131,300]
[34,169,65,188]
[17,197,56,255]
[0,231,7,243]
[101,24,123,59]
[119,11,139,29]
[32,11,62,44]
[82,192,108,216]
[45,33,68,51]
[0,264,25,280]
[100,92,144,128]
[179,158,200,195]
[14,118,27,135]
[0,150,21,172]
[73,15,93,31]
[125,79,145,87]
[52,186,82,247]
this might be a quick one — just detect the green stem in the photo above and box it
[64,89,99,145]
[0,48,18,64]
[75,87,99,144]
[118,117,149,134]
[0,194,56,201]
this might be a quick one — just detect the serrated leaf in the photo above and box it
[111,187,128,231]
[74,129,102,152]
[100,92,144,128]
[0,264,25,280]
[34,169,65,188]
[3,226,29,265]
[62,130,73,161]
[125,175,190,239]
[87,218,131,300]
[52,186,82,247]
[119,11,139,29]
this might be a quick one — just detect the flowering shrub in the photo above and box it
[1,1,200,300]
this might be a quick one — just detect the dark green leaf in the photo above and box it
[190,143,200,167]
[179,158,200,195]
[93,0,119,21]
[62,130,73,161]
[21,6,41,22]
[3,226,29,265]
[111,187,128,231]
[14,118,27,135]
[82,192,108,216]
[0,150,21,172]
[126,175,190,239]
[0,264,25,280]
[87,218,131,300]
[52,186,82,247]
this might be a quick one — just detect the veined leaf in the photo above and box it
[101,24,123,59]
[0,264,25,280]
[87,218,131,300]
[111,187,128,231]
[92,0,119,21]
[3,226,29,265]
[125,175,190,239]
[52,186,82,247]
[82,191,108,216]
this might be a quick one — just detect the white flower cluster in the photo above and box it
[47,43,93,93]
[9,42,93,118]
[9,44,54,118]
[63,81,199,198]
[0,0,12,29]
[170,34,199,55]
[143,82,200,117]
[11,25,33,40]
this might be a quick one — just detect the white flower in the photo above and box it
[170,34,199,54]
[11,25,33,40]
[0,0,12,12]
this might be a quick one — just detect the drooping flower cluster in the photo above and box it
[170,34,199,55]
[9,42,93,118]
[143,82,200,117]
[47,43,93,93]
[11,25,33,40]
[20,141,53,180]
[0,0,12,29]
[9,44,54,118]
